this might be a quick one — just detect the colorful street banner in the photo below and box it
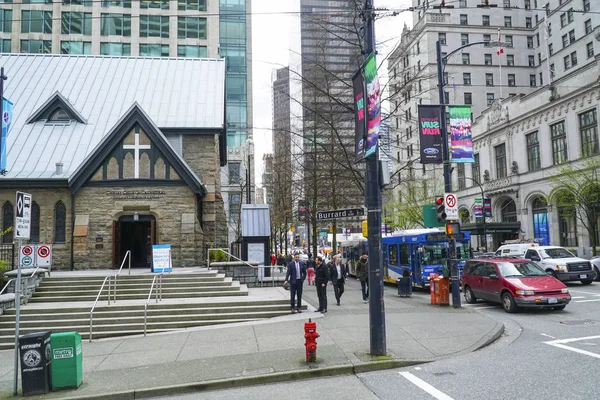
[449,105,474,163]
[474,198,483,218]
[364,53,381,158]
[353,69,366,162]
[418,105,443,164]
[1,98,13,172]
[475,198,492,219]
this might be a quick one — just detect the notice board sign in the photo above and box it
[152,244,172,273]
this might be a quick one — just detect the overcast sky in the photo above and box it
[251,0,412,186]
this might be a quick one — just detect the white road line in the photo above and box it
[571,296,586,299]
[575,299,600,303]
[540,333,556,339]
[569,290,599,295]
[545,335,600,345]
[546,343,600,360]
[399,372,455,400]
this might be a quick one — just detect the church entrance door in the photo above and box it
[113,215,156,268]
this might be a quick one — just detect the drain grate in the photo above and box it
[560,319,596,325]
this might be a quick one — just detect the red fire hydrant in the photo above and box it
[304,318,319,362]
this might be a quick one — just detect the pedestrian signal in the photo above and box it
[361,220,368,238]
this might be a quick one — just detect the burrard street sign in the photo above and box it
[316,208,365,221]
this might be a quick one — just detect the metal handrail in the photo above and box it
[0,267,42,297]
[207,248,280,288]
[112,250,131,303]
[89,276,112,342]
[144,273,163,336]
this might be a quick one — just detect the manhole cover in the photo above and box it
[560,319,596,325]
[433,372,456,376]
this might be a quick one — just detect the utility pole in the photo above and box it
[0,67,6,175]
[364,0,386,356]
[436,41,461,308]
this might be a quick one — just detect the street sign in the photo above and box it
[444,193,459,220]
[19,245,35,268]
[15,191,32,240]
[36,245,52,267]
[316,208,365,221]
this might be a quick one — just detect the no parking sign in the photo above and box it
[19,245,35,268]
[36,245,52,267]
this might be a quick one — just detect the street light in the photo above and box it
[462,177,488,253]
[243,138,253,204]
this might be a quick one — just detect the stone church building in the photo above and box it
[0,54,228,269]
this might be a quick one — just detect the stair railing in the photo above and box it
[89,276,112,342]
[207,248,277,288]
[0,267,42,301]
[144,273,163,336]
[112,250,131,303]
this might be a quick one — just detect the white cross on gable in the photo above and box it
[123,132,151,179]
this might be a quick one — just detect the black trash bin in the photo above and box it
[19,331,52,396]
[397,277,412,297]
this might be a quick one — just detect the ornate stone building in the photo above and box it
[0,54,228,269]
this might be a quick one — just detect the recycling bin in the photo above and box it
[50,332,83,390]
[19,331,52,396]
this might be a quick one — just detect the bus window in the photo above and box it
[456,242,470,260]
[399,245,410,265]
[389,245,399,265]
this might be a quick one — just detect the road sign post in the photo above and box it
[444,193,459,220]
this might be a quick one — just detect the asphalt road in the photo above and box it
[151,281,600,400]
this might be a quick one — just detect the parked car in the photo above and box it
[494,243,539,258]
[522,246,594,284]
[590,256,600,281]
[461,257,571,313]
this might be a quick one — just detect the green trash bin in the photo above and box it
[50,332,83,390]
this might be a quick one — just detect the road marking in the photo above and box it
[546,335,600,344]
[472,306,498,309]
[546,343,600,360]
[399,372,455,400]
[571,296,585,299]
[575,299,600,303]
[569,290,599,295]
[540,333,556,339]
[414,367,422,370]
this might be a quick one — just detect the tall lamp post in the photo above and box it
[243,138,253,204]
[463,177,488,253]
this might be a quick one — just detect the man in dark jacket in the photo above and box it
[284,253,306,313]
[328,255,347,306]
[314,256,328,313]
[356,253,369,303]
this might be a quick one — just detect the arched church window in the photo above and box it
[30,202,40,243]
[2,202,13,243]
[54,201,66,243]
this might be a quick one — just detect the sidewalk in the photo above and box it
[0,279,503,400]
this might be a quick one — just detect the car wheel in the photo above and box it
[581,279,593,285]
[553,305,566,311]
[464,286,477,304]
[546,269,558,278]
[502,292,518,313]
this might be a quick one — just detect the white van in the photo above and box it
[494,243,539,258]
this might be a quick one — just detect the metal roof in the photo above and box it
[0,54,226,180]
[241,204,271,237]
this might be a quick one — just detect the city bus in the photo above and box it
[382,228,471,287]
[340,238,368,276]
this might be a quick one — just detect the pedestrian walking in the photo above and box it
[284,253,306,313]
[328,255,347,306]
[271,254,276,267]
[306,254,315,285]
[314,256,328,313]
[356,253,369,303]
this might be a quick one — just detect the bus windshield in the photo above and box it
[422,244,447,265]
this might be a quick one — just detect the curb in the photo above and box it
[51,360,429,400]
[474,321,505,351]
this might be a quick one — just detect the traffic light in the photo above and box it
[435,196,447,222]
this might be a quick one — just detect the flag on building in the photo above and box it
[496,29,504,55]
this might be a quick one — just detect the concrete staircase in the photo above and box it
[0,271,303,350]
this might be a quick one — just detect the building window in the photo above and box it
[177,45,207,58]
[464,92,472,105]
[482,15,490,26]
[463,73,471,85]
[101,13,131,36]
[536,33,540,47]
[560,13,567,28]
[139,44,169,57]
[140,0,169,9]
[443,72,448,85]
[525,0,531,9]
[100,42,131,55]
[568,30,575,45]
[21,11,52,33]
[585,19,592,35]
[505,35,513,47]
[503,0,510,6]
[459,0,466,6]
[229,193,241,222]
[462,53,470,65]
[487,93,494,105]
[473,153,480,184]
[61,41,91,54]
[551,121,568,165]
[567,8,574,24]
[228,162,240,184]
[2,202,13,244]
[562,34,568,48]
[504,17,512,28]
[54,202,66,243]
[483,34,491,42]
[61,12,92,35]
[484,54,492,65]
[485,73,494,86]
[579,108,598,157]
[0,39,10,52]
[526,17,532,28]
[506,55,514,66]
[527,36,533,48]
[584,0,590,12]
[587,42,594,58]
[539,72,543,86]
[140,15,169,38]
[495,143,507,179]
[178,17,207,39]
[528,55,535,67]
[457,164,466,190]
[526,131,540,171]
[102,0,131,7]
[29,202,40,244]
[0,10,11,33]
[508,74,516,86]
[571,51,578,66]
[563,55,571,70]
[438,33,446,45]
[549,43,553,56]
[21,40,52,53]
[550,63,555,79]
[461,34,469,46]
[529,75,536,87]
[63,0,93,5]
[460,14,468,25]
[178,0,206,10]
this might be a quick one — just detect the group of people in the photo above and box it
[283,252,369,314]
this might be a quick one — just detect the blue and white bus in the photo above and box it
[382,228,471,287]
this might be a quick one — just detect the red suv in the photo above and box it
[461,258,571,313]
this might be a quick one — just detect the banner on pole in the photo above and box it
[364,53,381,158]
[418,105,443,164]
[353,70,366,162]
[449,105,474,163]
[1,98,13,172]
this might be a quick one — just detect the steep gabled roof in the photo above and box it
[26,91,87,124]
